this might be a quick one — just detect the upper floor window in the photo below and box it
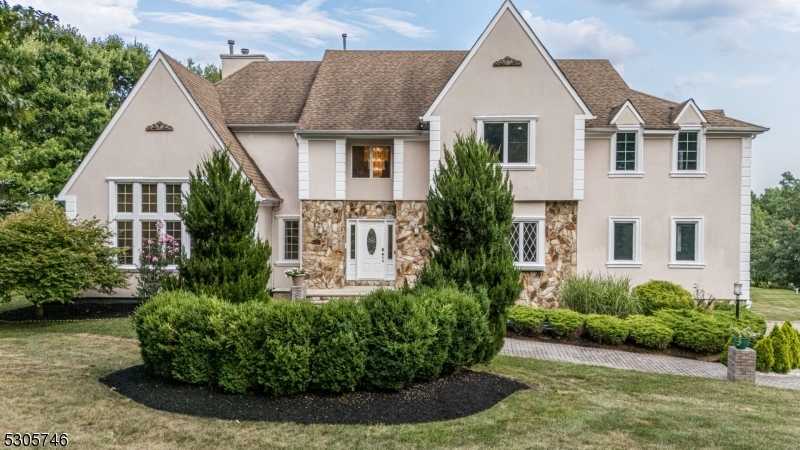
[510,218,544,271]
[484,122,529,164]
[609,130,643,176]
[671,129,705,177]
[352,145,391,179]
[677,132,698,171]
[166,184,182,213]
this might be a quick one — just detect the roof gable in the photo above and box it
[610,100,645,125]
[672,99,707,125]
[423,0,592,119]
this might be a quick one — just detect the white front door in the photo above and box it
[357,222,385,280]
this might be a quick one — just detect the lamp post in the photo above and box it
[734,282,743,319]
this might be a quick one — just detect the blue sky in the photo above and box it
[25,0,800,192]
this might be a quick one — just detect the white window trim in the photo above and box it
[669,216,705,268]
[512,216,545,271]
[476,115,538,170]
[108,179,189,270]
[277,215,301,266]
[671,126,707,177]
[350,144,394,180]
[609,127,644,177]
[607,216,642,268]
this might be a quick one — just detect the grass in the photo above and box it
[750,287,800,321]
[0,296,31,313]
[1,319,800,449]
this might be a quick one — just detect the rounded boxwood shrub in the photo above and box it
[216,300,272,393]
[546,309,585,339]
[633,280,693,314]
[507,305,547,336]
[415,290,457,382]
[310,299,370,393]
[585,314,628,345]
[256,300,317,396]
[624,315,674,349]
[134,291,228,384]
[361,289,435,390]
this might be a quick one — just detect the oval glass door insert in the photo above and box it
[367,229,377,255]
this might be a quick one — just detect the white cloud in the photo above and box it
[729,75,775,89]
[356,8,434,39]
[522,10,641,63]
[24,0,139,38]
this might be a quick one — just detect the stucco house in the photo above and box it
[57,0,767,306]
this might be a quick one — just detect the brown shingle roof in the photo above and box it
[161,53,279,200]
[217,61,320,124]
[297,50,468,131]
[556,59,767,131]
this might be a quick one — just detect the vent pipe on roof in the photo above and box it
[228,39,234,55]
[342,33,347,50]
[241,48,249,55]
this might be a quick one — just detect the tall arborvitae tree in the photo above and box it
[419,132,522,360]
[178,147,272,303]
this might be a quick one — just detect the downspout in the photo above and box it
[270,198,284,293]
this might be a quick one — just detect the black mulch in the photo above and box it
[100,365,530,425]
[0,302,138,322]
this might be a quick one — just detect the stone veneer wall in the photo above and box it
[517,201,578,308]
[301,201,431,289]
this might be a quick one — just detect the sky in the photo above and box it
[22,0,800,192]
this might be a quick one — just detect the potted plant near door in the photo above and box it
[730,325,760,350]
[285,267,308,287]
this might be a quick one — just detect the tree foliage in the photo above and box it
[0,202,127,315]
[177,147,272,303]
[419,132,521,359]
[0,1,150,215]
[751,172,800,288]
[185,58,222,83]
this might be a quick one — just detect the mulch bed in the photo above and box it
[100,365,529,425]
[506,332,722,362]
[0,302,138,322]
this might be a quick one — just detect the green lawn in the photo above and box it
[2,319,800,449]
[750,287,800,321]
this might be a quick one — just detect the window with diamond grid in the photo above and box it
[510,221,539,263]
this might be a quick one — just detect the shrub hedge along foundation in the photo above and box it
[135,287,490,395]
[632,280,694,314]
[508,305,766,354]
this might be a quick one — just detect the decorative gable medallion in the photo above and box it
[145,121,173,131]
[493,56,522,67]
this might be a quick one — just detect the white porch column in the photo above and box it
[573,114,587,200]
[740,136,753,305]
[428,116,441,188]
[298,136,309,200]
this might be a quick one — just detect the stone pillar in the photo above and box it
[727,347,756,383]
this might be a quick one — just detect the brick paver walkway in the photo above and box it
[500,338,800,391]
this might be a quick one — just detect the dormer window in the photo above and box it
[671,127,706,177]
[608,128,643,177]
[677,131,698,170]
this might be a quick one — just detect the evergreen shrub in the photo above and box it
[770,325,794,374]
[755,337,775,372]
[257,301,317,396]
[781,321,800,369]
[625,315,674,349]
[632,280,694,314]
[507,305,547,336]
[585,314,629,345]
[546,309,585,339]
[310,300,370,393]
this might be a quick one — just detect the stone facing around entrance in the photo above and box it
[517,201,578,308]
[301,200,431,289]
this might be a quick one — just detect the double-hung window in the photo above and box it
[607,217,641,267]
[672,128,705,176]
[510,218,544,271]
[669,217,704,268]
[110,179,189,268]
[277,217,300,264]
[352,145,391,179]
[609,129,643,176]
[477,116,537,168]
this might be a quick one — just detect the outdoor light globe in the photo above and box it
[734,282,743,296]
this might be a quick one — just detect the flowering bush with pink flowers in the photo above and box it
[136,221,181,300]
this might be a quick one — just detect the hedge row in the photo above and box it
[134,287,491,395]
[507,305,766,353]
